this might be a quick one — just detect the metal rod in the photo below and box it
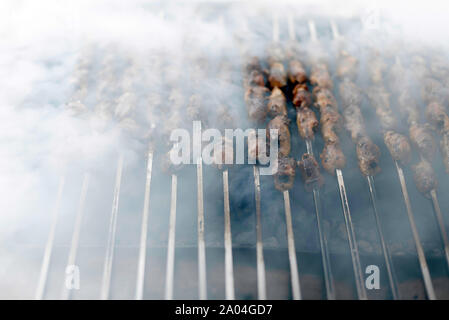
[61,173,90,300]
[223,169,235,300]
[135,151,153,300]
[336,169,367,300]
[366,175,400,300]
[197,157,207,300]
[305,139,314,155]
[430,189,449,271]
[35,175,65,300]
[100,154,124,300]
[394,161,436,300]
[308,19,318,42]
[287,13,295,41]
[165,174,178,300]
[283,190,301,300]
[253,165,267,300]
[312,188,336,300]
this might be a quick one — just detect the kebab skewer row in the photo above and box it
[330,21,400,300]
[364,48,436,300]
[390,56,449,272]
[35,46,94,300]
[286,14,336,300]
[308,20,367,300]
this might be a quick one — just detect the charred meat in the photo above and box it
[383,131,411,165]
[320,142,346,174]
[268,62,287,88]
[339,78,363,107]
[298,153,324,191]
[409,123,436,161]
[412,159,437,197]
[313,86,338,110]
[356,136,381,176]
[244,86,269,123]
[274,156,296,191]
[267,115,291,158]
[310,63,333,89]
[292,83,312,108]
[337,50,358,80]
[267,87,287,117]
[288,60,307,84]
[296,107,318,140]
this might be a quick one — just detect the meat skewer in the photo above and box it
[288,14,335,300]
[61,173,90,300]
[308,19,367,300]
[364,49,436,299]
[331,21,399,300]
[394,56,449,272]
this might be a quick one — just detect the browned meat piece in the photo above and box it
[288,60,307,84]
[356,136,381,176]
[244,86,269,123]
[310,63,333,89]
[337,50,358,80]
[297,107,318,140]
[245,70,266,87]
[441,133,449,174]
[320,105,342,144]
[368,53,387,84]
[267,115,291,158]
[245,56,264,74]
[422,77,447,105]
[343,105,366,142]
[268,62,287,88]
[412,159,437,197]
[367,86,397,130]
[298,153,324,191]
[383,131,411,165]
[409,123,436,161]
[267,87,287,117]
[320,142,346,174]
[426,101,449,134]
[313,87,337,110]
[292,83,311,108]
[274,157,296,191]
[397,90,420,124]
[211,137,234,170]
[339,78,362,107]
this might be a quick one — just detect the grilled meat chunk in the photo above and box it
[244,86,269,123]
[297,107,318,140]
[245,56,264,75]
[320,105,342,144]
[339,78,363,107]
[246,70,266,87]
[298,153,324,191]
[356,136,381,176]
[337,50,358,80]
[343,105,366,143]
[397,90,420,125]
[268,62,287,88]
[422,77,447,105]
[267,87,287,117]
[310,63,333,89]
[441,133,449,174]
[313,87,337,111]
[409,123,436,161]
[292,83,311,108]
[412,159,437,197]
[288,60,307,84]
[367,86,397,130]
[426,101,449,134]
[274,156,296,191]
[383,131,411,165]
[320,142,346,174]
[267,115,291,158]
[368,53,387,84]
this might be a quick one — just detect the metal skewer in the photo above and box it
[366,175,400,299]
[253,165,267,300]
[135,150,153,300]
[165,173,178,300]
[330,20,399,300]
[100,154,124,300]
[429,189,449,270]
[197,156,207,300]
[35,175,65,300]
[283,190,302,300]
[223,169,235,300]
[394,161,436,299]
[308,18,367,300]
[61,173,90,300]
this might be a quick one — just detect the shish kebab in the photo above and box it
[330,21,400,300]
[35,45,93,300]
[243,14,301,300]
[363,48,436,298]
[285,14,336,300]
[392,55,449,271]
[307,20,367,300]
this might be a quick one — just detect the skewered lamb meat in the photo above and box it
[310,63,333,89]
[320,142,346,174]
[426,101,449,134]
[298,153,324,191]
[292,83,312,108]
[297,107,318,140]
[288,60,308,84]
[412,159,437,197]
[267,115,291,158]
[268,62,287,88]
[336,50,358,80]
[366,86,397,130]
[274,156,296,191]
[267,87,287,117]
[409,123,436,161]
[339,78,363,107]
[356,136,381,176]
[343,105,366,143]
[383,131,411,165]
[244,86,269,123]
[320,105,342,144]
